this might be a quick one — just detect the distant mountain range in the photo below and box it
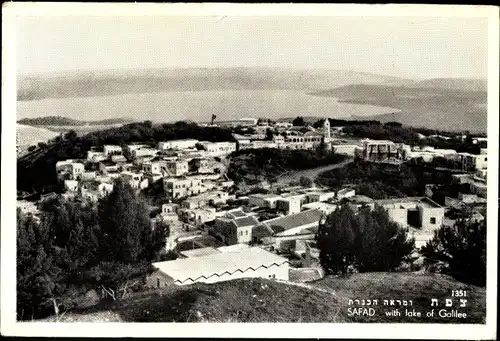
[17,116,131,126]
[17,67,416,101]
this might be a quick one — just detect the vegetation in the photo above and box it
[421,220,486,286]
[316,158,462,200]
[17,121,234,193]
[17,179,168,320]
[41,273,485,323]
[299,176,313,188]
[318,205,415,274]
[314,118,485,152]
[292,116,306,126]
[227,148,347,185]
[18,116,131,126]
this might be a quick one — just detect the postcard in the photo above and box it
[1,2,498,339]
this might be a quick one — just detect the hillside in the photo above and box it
[310,84,487,133]
[17,116,131,126]
[40,273,485,323]
[17,68,409,101]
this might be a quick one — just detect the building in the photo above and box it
[301,202,338,215]
[253,209,323,250]
[164,160,189,177]
[64,179,79,192]
[211,211,260,244]
[331,144,360,156]
[130,147,158,160]
[361,139,401,162]
[158,139,199,151]
[148,245,289,287]
[142,161,163,175]
[336,188,355,200]
[199,141,237,157]
[121,171,148,189]
[103,145,123,157]
[56,160,85,181]
[87,151,107,163]
[276,194,305,214]
[179,207,217,226]
[345,195,375,211]
[163,176,204,199]
[247,193,282,209]
[305,191,336,204]
[374,197,444,231]
[181,190,232,209]
[456,152,487,172]
[17,200,39,216]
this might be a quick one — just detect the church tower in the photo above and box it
[323,118,331,141]
[322,118,332,150]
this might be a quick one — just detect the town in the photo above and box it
[17,116,488,289]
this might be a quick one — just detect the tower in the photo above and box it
[323,118,331,141]
[322,118,332,151]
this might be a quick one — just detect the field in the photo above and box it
[40,273,486,323]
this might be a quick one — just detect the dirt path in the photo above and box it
[275,157,353,186]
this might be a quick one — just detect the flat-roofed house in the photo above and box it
[148,245,289,287]
[247,193,282,209]
[103,145,123,157]
[374,197,445,247]
[345,195,375,211]
[163,176,204,199]
[336,188,355,200]
[199,141,237,157]
[56,160,85,181]
[276,194,305,214]
[158,139,199,151]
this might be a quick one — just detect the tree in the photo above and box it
[98,178,154,263]
[292,116,305,126]
[17,209,61,319]
[27,145,36,152]
[318,205,415,275]
[317,206,359,274]
[421,219,486,286]
[265,128,273,141]
[299,176,313,188]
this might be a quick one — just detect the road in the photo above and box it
[275,157,353,186]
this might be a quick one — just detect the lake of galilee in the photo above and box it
[17,90,400,123]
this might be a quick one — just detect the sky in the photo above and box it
[16,15,489,80]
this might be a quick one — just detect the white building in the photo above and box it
[247,193,282,209]
[164,160,189,177]
[121,171,149,189]
[87,151,107,163]
[337,188,356,200]
[163,176,204,199]
[56,160,85,181]
[158,139,199,151]
[276,194,306,214]
[149,245,289,286]
[199,141,237,157]
[103,145,123,157]
[64,179,79,192]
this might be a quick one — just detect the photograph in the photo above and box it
[1,2,498,339]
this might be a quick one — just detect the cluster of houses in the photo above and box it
[53,139,237,203]
[17,117,489,289]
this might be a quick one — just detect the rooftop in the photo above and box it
[346,195,374,204]
[374,197,442,209]
[152,246,288,285]
[234,216,260,228]
[179,247,221,258]
[263,209,323,234]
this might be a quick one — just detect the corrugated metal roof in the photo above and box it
[234,216,260,227]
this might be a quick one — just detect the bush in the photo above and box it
[421,220,486,286]
[317,205,415,275]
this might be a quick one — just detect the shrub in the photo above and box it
[421,220,486,286]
